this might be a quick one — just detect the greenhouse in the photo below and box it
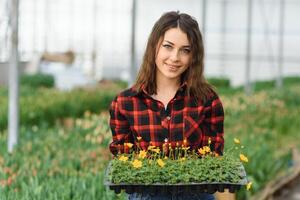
[0,0,300,199]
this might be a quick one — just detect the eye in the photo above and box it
[180,48,191,54]
[162,44,172,49]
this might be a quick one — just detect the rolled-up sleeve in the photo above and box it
[109,97,133,155]
[202,94,224,155]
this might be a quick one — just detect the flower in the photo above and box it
[182,147,190,151]
[125,143,133,148]
[138,150,147,159]
[240,154,249,163]
[198,148,206,155]
[208,137,211,145]
[234,138,240,144]
[157,159,165,167]
[148,145,156,150]
[150,148,160,154]
[132,159,142,168]
[246,181,252,190]
[183,138,187,146]
[118,155,128,162]
[137,136,142,141]
[203,146,211,153]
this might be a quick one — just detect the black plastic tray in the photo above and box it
[104,161,248,194]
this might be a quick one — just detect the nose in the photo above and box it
[170,49,179,62]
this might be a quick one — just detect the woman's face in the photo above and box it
[155,27,191,82]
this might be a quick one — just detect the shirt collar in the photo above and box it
[128,81,188,97]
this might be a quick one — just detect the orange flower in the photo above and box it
[240,154,249,163]
[125,143,133,148]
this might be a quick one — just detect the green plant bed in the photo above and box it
[20,73,55,88]
[105,141,249,195]
[0,88,117,130]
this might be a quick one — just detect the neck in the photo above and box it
[156,76,181,94]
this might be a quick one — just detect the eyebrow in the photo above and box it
[164,40,191,48]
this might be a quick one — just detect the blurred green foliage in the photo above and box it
[207,77,231,88]
[0,87,116,130]
[0,77,299,199]
[20,74,55,88]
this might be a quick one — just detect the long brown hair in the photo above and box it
[134,11,215,102]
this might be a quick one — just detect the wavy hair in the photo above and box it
[134,11,215,102]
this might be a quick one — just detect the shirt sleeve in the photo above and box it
[202,93,225,155]
[109,96,134,155]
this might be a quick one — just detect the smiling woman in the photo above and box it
[109,11,224,200]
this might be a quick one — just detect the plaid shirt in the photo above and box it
[109,84,224,155]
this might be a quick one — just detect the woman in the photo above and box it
[109,11,224,200]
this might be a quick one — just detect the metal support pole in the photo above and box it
[201,0,207,41]
[220,0,227,75]
[245,0,253,95]
[129,0,137,87]
[8,0,19,153]
[91,0,98,79]
[277,0,285,88]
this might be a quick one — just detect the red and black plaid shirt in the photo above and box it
[109,84,224,155]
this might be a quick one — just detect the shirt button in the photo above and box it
[166,116,171,120]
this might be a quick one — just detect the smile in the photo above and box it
[165,63,181,68]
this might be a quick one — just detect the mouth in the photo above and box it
[165,63,181,69]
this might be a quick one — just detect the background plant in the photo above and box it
[0,77,299,200]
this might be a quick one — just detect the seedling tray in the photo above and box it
[104,161,248,194]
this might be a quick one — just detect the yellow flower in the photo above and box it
[246,182,252,190]
[132,159,142,168]
[208,137,211,145]
[157,159,165,168]
[182,147,190,151]
[164,156,168,160]
[125,143,133,148]
[234,138,240,144]
[137,136,142,141]
[148,145,156,150]
[138,150,147,159]
[198,148,206,155]
[203,146,211,153]
[118,155,128,162]
[150,148,160,154]
[180,157,186,162]
[240,154,249,163]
